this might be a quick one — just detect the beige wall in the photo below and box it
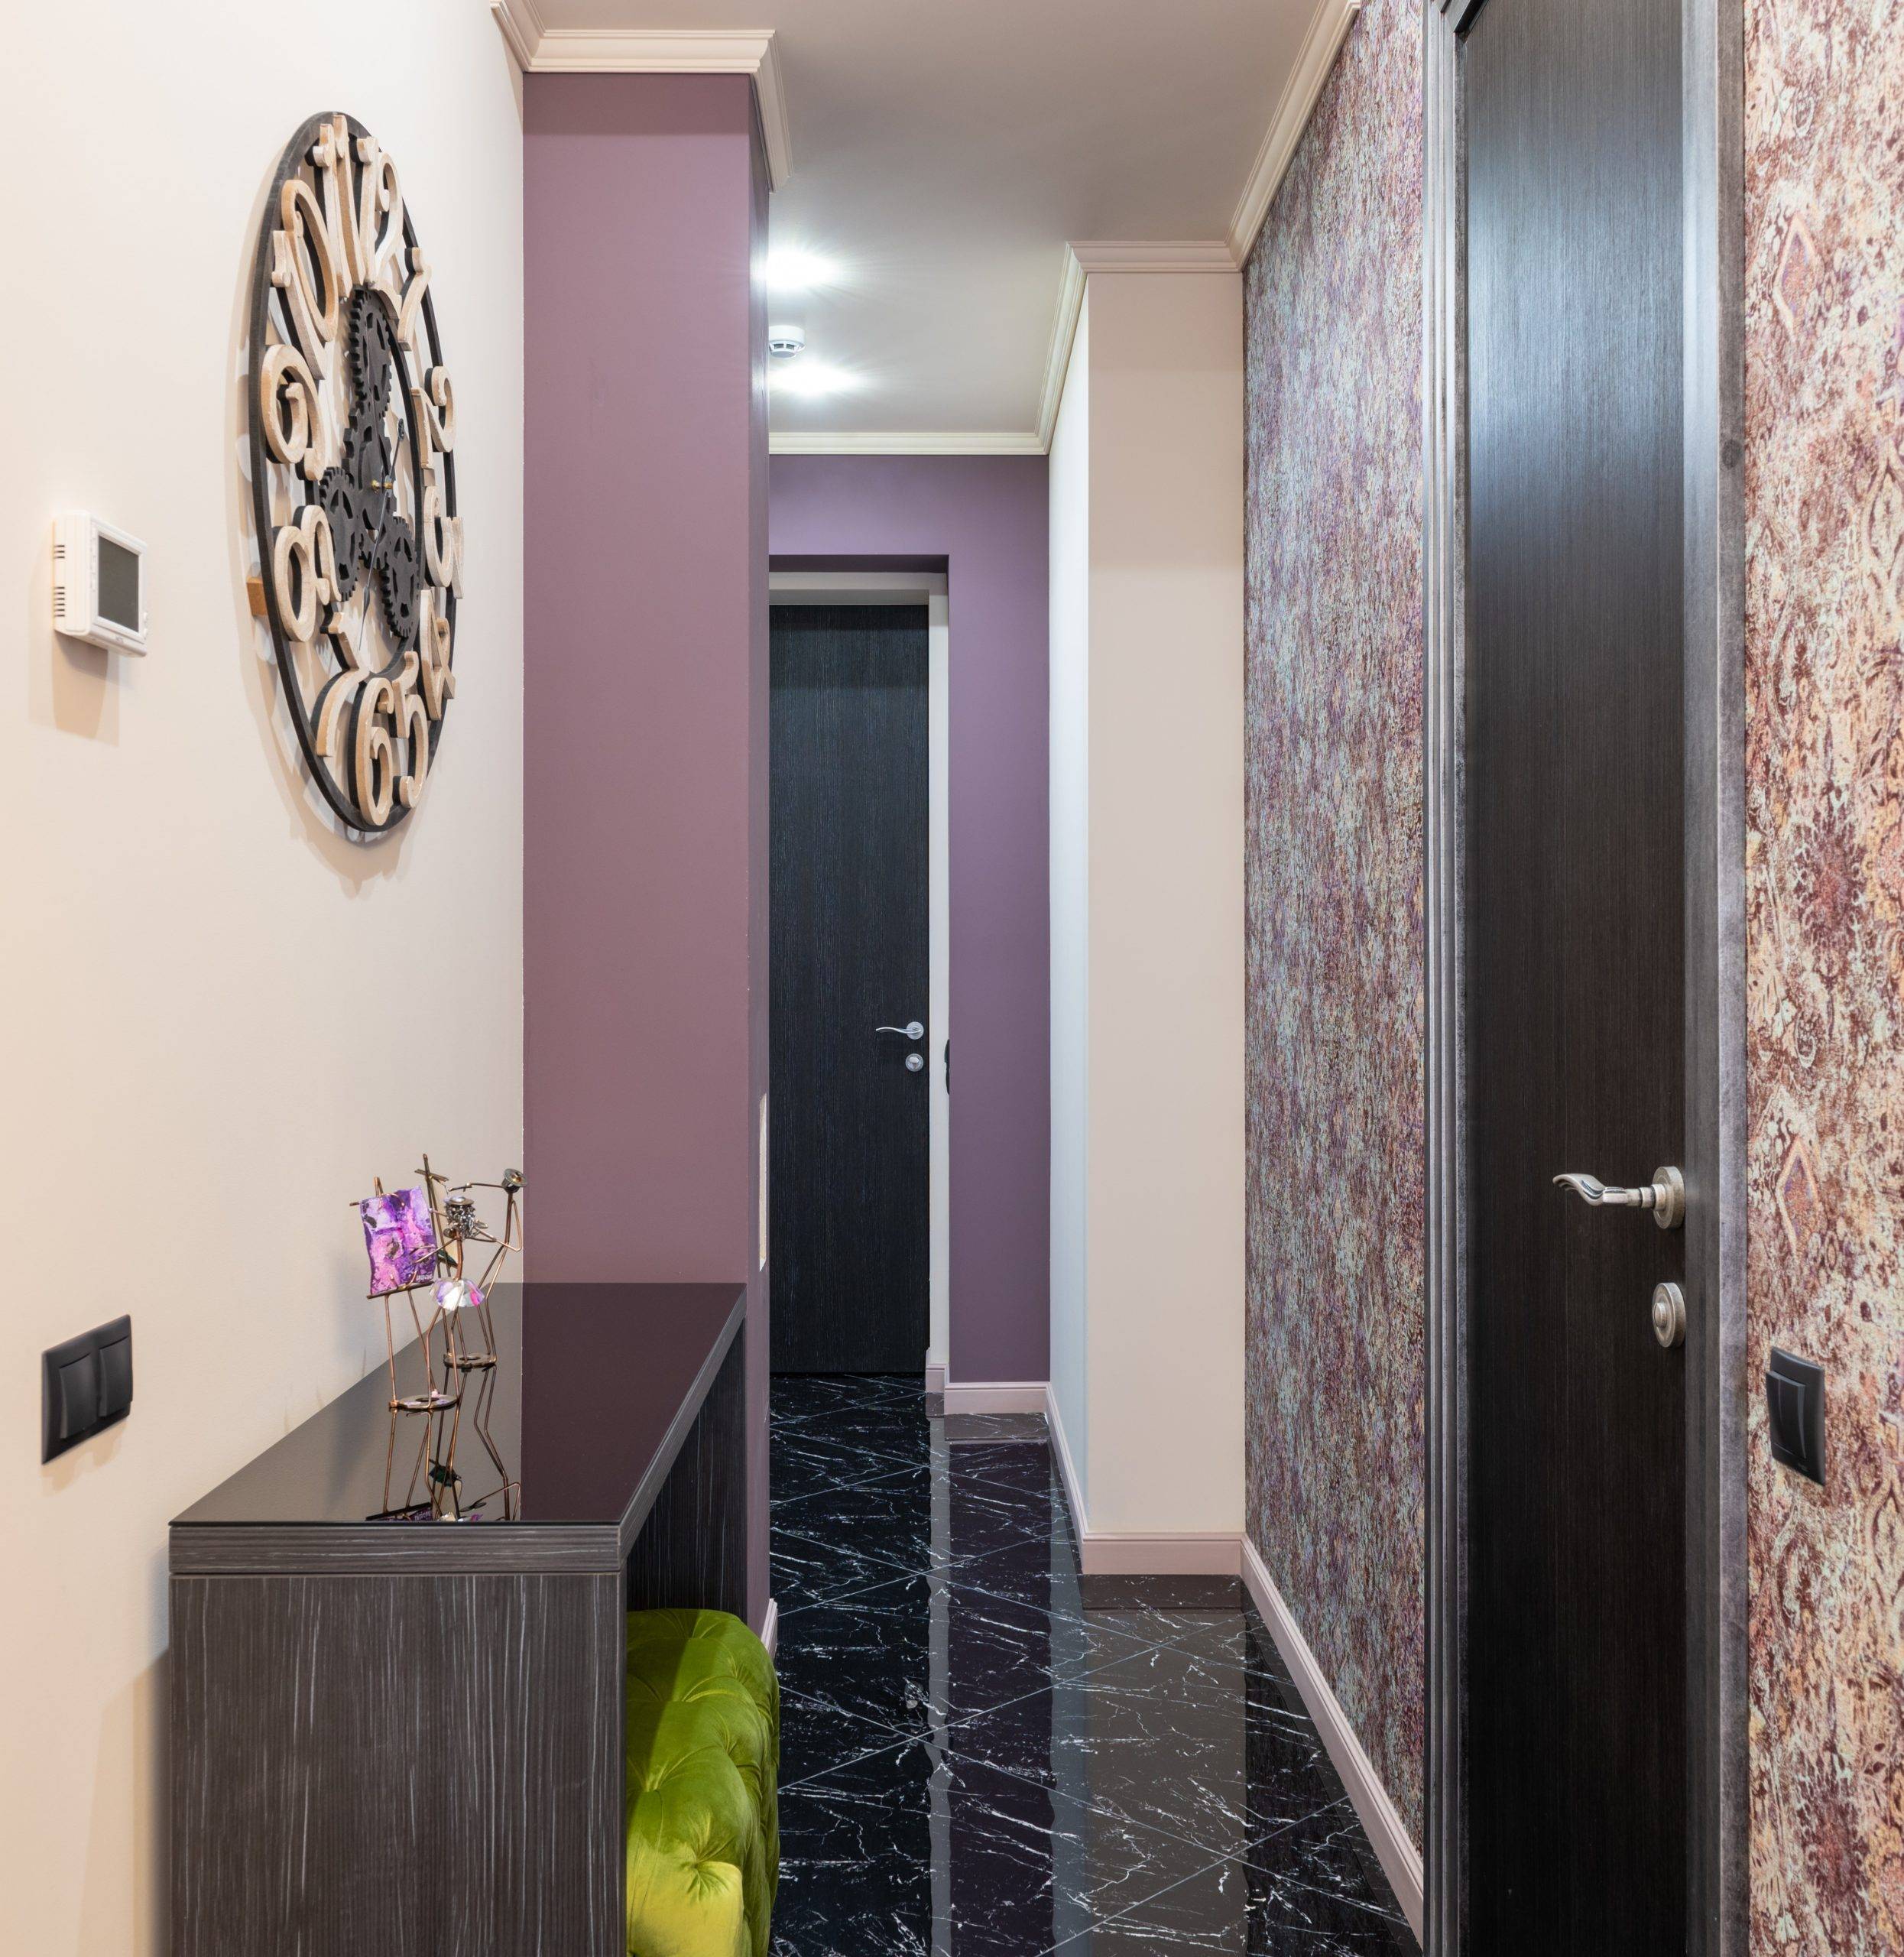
[1047,271,1247,1540]
[0,7,525,1952]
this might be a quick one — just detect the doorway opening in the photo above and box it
[767,571,949,1379]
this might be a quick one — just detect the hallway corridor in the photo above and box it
[769,1378,1413,1953]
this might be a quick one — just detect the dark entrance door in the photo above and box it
[769,603,929,1374]
[1463,0,1686,1949]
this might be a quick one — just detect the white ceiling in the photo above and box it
[532,1,1326,441]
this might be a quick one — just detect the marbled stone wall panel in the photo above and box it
[1745,5,1904,1951]
[1241,0,1426,1845]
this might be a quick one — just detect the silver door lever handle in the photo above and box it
[1552,1167,1685,1230]
[876,1021,925,1040]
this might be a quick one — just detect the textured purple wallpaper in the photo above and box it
[1744,8,1904,1951]
[1241,0,1425,1844]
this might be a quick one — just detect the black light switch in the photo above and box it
[99,1336,133,1417]
[41,1315,134,1463]
[1766,1347,1825,1485]
[58,1354,100,1441]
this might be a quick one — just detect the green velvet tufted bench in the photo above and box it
[624,1609,780,1957]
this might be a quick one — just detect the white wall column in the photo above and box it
[1048,255,1246,1559]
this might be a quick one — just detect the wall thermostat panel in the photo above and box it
[53,512,148,654]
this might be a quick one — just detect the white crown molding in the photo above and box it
[491,8,792,190]
[1033,245,1088,453]
[1033,239,1238,450]
[1227,0,1366,264]
[769,430,1045,456]
[1067,240,1237,274]
[492,0,543,69]
[1241,1534,1425,1939]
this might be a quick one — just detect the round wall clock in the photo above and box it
[248,112,461,836]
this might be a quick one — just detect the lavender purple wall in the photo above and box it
[769,456,1050,1384]
[524,73,770,1621]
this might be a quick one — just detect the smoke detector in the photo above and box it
[767,322,806,358]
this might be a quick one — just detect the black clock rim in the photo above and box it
[247,110,459,839]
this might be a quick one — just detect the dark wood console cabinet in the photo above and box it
[169,1282,748,1957]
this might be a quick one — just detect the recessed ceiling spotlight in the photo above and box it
[770,360,860,399]
[766,248,836,293]
[767,322,807,358]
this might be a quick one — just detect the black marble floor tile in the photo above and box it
[950,1529,1093,1618]
[774,1423,927,1503]
[1078,1573,1245,1611]
[767,1375,1413,1955]
[946,1623,1341,1864]
[777,1683,924,1793]
[776,1457,1075,1605]
[773,1375,926,1440]
[943,1440,1070,1512]
[1043,1853,1264,1953]
[771,1518,923,1612]
[942,1466,1075,1568]
[776,1472,935,1568]
[778,1401,936,1477]
[772,1740,1221,1957]
[936,1580,1159,1715]
[1045,1822,1414,1955]
[1094,1603,1267,1652]
[773,1373,922,1423]
[775,1579,938,1777]
[1234,1800,1414,1950]
[776,1573,1168,1790]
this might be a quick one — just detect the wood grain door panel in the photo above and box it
[1464,0,1688,1946]
[770,605,929,1374]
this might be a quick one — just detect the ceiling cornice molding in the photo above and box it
[1067,240,1238,274]
[492,0,543,69]
[1227,0,1365,265]
[491,9,792,189]
[1033,245,1088,453]
[769,430,1046,457]
[1033,239,1237,450]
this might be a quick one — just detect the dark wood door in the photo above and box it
[770,604,929,1374]
[1464,0,1686,1949]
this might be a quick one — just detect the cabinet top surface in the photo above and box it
[170,1282,744,1545]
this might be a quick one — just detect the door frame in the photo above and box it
[1420,3,1747,1953]
[767,570,951,1381]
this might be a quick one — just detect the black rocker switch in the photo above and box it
[1766,1347,1825,1486]
[99,1332,134,1419]
[57,1352,99,1440]
[41,1315,134,1463]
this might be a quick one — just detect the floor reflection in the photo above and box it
[769,1376,1414,1955]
